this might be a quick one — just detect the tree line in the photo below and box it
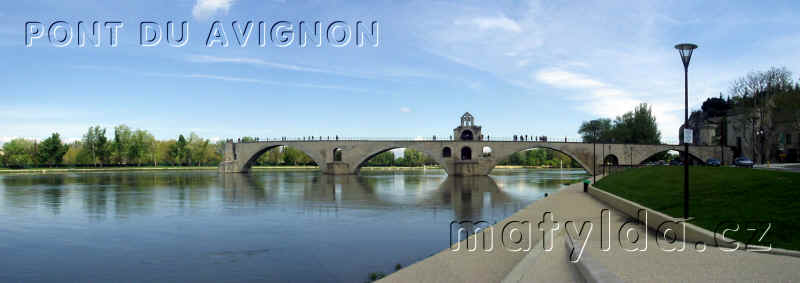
[0,129,447,169]
[1,125,223,168]
[362,149,438,167]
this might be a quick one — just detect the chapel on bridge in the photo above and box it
[453,112,482,141]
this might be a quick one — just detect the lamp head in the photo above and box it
[675,43,698,68]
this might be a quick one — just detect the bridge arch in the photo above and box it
[333,147,343,162]
[240,144,324,173]
[604,154,619,166]
[636,148,706,165]
[492,144,592,175]
[351,144,445,173]
[442,147,452,158]
[461,146,472,160]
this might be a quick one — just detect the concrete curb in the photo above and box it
[587,184,800,258]
[564,235,622,283]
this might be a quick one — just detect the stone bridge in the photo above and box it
[218,112,731,176]
[218,140,730,176]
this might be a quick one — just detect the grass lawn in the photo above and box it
[595,166,800,251]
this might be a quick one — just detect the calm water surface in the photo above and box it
[0,168,587,282]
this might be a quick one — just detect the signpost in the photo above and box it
[683,128,693,144]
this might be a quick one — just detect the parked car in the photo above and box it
[669,159,683,166]
[706,158,721,166]
[655,160,667,166]
[734,157,754,168]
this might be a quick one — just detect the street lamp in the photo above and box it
[593,126,598,183]
[675,43,697,220]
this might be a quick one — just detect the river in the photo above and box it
[0,168,587,282]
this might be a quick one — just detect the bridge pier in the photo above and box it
[323,162,354,175]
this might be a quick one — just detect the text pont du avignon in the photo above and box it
[24,20,380,48]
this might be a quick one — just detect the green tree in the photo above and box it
[402,149,426,167]
[187,133,211,166]
[63,142,93,166]
[83,126,109,166]
[366,151,395,166]
[773,88,800,132]
[36,133,67,167]
[169,134,189,165]
[112,125,133,165]
[282,147,314,165]
[609,103,661,144]
[578,118,613,143]
[157,140,176,166]
[2,138,35,168]
[257,147,284,165]
[701,95,731,117]
[130,129,155,166]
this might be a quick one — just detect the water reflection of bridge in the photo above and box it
[219,173,522,222]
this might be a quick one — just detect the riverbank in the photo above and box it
[0,164,582,175]
[0,166,219,174]
[0,165,320,174]
[595,166,800,250]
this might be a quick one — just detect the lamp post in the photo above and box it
[757,128,765,164]
[593,127,598,183]
[675,43,697,220]
[751,117,757,161]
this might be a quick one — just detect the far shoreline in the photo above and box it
[0,165,584,175]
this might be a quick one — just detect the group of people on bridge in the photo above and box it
[229,135,341,143]
[513,135,550,142]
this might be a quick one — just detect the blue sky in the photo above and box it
[2,0,800,144]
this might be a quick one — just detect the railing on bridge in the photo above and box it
[229,136,588,143]
[227,136,681,146]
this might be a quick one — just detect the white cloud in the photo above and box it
[185,54,451,82]
[72,65,370,93]
[400,107,412,113]
[471,16,522,33]
[192,0,235,20]
[535,69,606,89]
[142,72,370,93]
[534,67,686,143]
[402,1,747,142]
[186,55,326,73]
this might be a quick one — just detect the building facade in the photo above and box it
[681,109,799,163]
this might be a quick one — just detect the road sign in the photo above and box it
[683,128,693,144]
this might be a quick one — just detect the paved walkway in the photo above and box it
[381,181,800,282]
[755,163,800,173]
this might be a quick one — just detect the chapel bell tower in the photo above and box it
[453,112,482,141]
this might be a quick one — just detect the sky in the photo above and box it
[2,0,800,144]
